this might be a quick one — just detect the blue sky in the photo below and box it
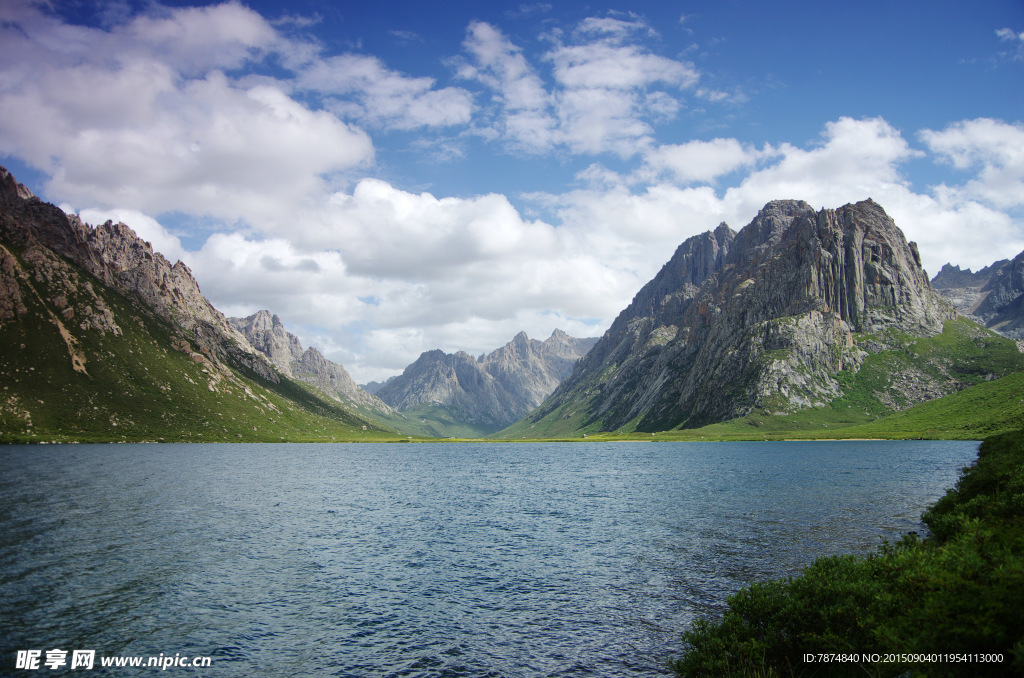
[1,0,1022,381]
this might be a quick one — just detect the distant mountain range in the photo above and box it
[931,253,1024,340]
[227,310,598,437]
[228,310,398,419]
[370,330,597,436]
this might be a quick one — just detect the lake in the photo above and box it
[0,440,978,676]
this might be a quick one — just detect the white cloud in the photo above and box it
[0,1,374,223]
[721,117,920,219]
[458,20,557,153]
[547,42,697,91]
[299,54,474,129]
[121,2,281,74]
[459,16,701,157]
[920,118,1024,210]
[995,27,1024,61]
[639,138,765,184]
[576,16,654,41]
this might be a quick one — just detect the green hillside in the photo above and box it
[0,243,408,443]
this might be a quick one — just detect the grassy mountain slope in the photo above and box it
[0,235,404,444]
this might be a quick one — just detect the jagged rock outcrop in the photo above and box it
[375,330,597,431]
[932,253,1024,340]
[229,310,396,415]
[523,199,957,432]
[230,310,304,372]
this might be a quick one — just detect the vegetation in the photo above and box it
[376,402,502,439]
[670,428,1024,677]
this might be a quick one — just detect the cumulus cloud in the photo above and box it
[179,184,634,380]
[0,0,482,224]
[920,118,1024,210]
[458,16,700,156]
[0,1,375,222]
[458,20,557,152]
[721,117,920,218]
[638,138,765,184]
[299,54,474,129]
[547,42,697,91]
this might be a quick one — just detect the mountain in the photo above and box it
[0,165,396,442]
[361,378,394,396]
[229,310,399,419]
[375,330,598,436]
[506,199,1024,437]
[932,253,1024,340]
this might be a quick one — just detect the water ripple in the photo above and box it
[0,440,977,676]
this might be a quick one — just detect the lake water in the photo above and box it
[1,440,978,676]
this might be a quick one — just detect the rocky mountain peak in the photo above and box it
[0,166,273,380]
[0,166,35,203]
[526,198,956,433]
[933,250,1024,340]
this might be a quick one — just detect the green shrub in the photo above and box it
[671,429,1024,677]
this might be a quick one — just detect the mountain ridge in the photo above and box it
[375,329,598,434]
[931,252,1024,340]
[228,309,398,417]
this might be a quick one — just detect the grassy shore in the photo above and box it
[669,427,1024,677]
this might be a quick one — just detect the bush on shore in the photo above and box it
[671,429,1024,677]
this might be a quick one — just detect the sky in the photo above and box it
[1,0,1022,383]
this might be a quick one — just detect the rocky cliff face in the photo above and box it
[523,199,957,432]
[375,330,597,431]
[932,254,1024,340]
[229,310,397,415]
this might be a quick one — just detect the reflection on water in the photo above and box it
[0,440,977,676]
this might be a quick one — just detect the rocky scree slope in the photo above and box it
[375,330,597,432]
[932,252,1024,340]
[518,199,962,434]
